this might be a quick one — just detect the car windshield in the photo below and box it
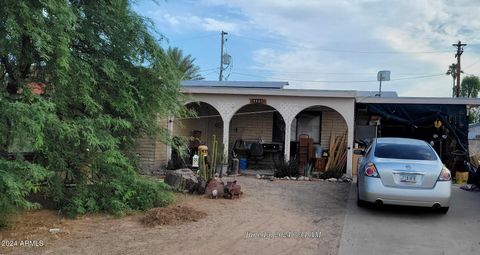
[374,142,437,160]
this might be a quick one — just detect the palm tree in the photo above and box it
[446,63,463,97]
[166,47,203,80]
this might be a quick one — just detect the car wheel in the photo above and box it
[437,207,449,214]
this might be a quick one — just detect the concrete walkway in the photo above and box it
[339,183,480,255]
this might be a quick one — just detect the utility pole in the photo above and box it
[452,41,467,97]
[218,31,228,81]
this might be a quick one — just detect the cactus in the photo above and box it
[198,152,206,180]
[210,135,217,179]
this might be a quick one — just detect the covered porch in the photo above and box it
[168,82,356,177]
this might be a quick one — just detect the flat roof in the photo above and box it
[180,80,480,106]
[181,80,289,89]
[356,96,480,106]
[182,86,357,98]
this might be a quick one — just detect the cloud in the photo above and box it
[201,17,238,32]
[201,0,480,96]
[147,9,241,33]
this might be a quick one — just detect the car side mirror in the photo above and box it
[353,149,365,156]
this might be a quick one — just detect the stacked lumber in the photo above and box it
[325,131,348,171]
[470,154,480,168]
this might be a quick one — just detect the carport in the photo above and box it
[355,96,480,174]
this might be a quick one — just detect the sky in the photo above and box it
[132,0,480,97]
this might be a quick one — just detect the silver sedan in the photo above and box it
[355,137,452,213]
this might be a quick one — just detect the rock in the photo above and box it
[49,228,60,234]
[284,176,290,180]
[206,179,225,198]
[211,189,218,199]
[197,178,207,194]
[298,176,305,181]
[269,176,274,181]
[327,178,337,182]
[164,168,199,193]
[304,177,310,181]
[225,180,242,199]
[261,175,265,179]
[256,174,261,179]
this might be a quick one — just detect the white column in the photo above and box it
[346,116,355,177]
[222,116,230,163]
[284,117,292,162]
[166,116,174,162]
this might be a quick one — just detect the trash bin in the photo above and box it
[239,158,247,172]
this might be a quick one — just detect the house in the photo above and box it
[135,80,480,177]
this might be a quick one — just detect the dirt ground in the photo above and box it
[0,176,350,255]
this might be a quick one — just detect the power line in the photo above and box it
[230,71,445,83]
[464,57,480,70]
[233,67,444,76]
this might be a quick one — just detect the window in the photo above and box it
[374,143,437,160]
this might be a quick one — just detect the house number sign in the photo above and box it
[250,98,266,104]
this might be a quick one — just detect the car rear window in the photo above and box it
[374,143,437,160]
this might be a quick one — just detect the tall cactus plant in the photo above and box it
[199,134,220,181]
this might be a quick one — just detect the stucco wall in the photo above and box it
[229,112,274,144]
[174,116,223,145]
[134,119,168,174]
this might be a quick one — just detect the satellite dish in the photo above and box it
[377,70,390,81]
[376,70,391,97]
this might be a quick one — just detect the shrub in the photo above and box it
[320,166,345,179]
[274,159,299,178]
[0,160,52,227]
[61,152,175,218]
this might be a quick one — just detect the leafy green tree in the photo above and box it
[460,75,480,123]
[0,0,188,226]
[167,47,203,80]
[460,75,480,98]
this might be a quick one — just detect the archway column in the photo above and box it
[218,110,234,164]
[345,112,355,177]
[222,119,230,163]
[283,116,294,162]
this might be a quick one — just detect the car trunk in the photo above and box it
[375,158,442,189]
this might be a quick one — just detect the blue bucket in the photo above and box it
[239,158,247,171]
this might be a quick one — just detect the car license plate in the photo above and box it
[400,174,416,183]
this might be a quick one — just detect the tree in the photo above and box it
[167,47,203,80]
[446,63,462,97]
[460,75,480,98]
[459,75,480,123]
[0,0,189,226]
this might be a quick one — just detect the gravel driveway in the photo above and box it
[2,176,350,255]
